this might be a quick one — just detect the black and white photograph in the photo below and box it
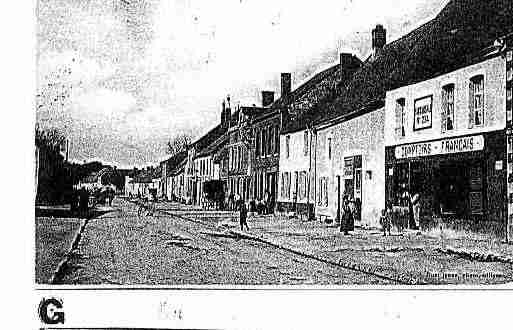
[33,0,513,289]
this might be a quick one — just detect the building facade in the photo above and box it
[250,91,281,210]
[226,107,252,204]
[315,107,386,227]
[276,53,362,218]
[385,53,508,239]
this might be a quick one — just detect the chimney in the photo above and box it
[340,52,353,68]
[261,91,275,107]
[221,100,226,126]
[371,24,386,57]
[281,73,291,98]
[225,96,231,126]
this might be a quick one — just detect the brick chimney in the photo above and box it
[371,24,386,58]
[261,91,275,107]
[281,73,291,98]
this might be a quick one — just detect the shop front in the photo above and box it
[385,131,506,239]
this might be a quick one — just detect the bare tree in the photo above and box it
[166,132,192,156]
[35,124,66,150]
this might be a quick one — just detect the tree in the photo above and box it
[166,132,192,156]
[35,124,66,151]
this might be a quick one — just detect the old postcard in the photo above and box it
[31,0,513,327]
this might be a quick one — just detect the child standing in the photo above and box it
[380,201,392,236]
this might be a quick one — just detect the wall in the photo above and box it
[277,129,314,204]
[385,55,506,147]
[315,108,386,227]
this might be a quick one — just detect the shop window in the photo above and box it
[395,98,406,138]
[469,75,484,127]
[442,84,455,133]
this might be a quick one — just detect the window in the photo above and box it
[395,98,405,138]
[275,124,280,154]
[318,177,328,207]
[285,135,290,158]
[255,130,260,157]
[469,75,484,127]
[270,126,275,154]
[262,128,267,156]
[298,171,307,200]
[442,84,455,132]
[268,126,273,155]
[327,137,332,160]
[304,131,309,156]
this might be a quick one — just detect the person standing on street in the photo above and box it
[239,201,249,231]
[340,195,353,235]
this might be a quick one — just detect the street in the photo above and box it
[56,198,394,284]
[36,198,512,285]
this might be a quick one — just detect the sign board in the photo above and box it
[413,95,433,131]
[395,135,484,159]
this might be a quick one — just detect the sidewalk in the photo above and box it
[227,214,513,284]
[35,204,115,284]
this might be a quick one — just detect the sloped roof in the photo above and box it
[192,123,227,152]
[280,56,362,133]
[197,132,229,158]
[81,167,112,183]
[161,150,188,177]
[169,158,187,176]
[315,0,513,125]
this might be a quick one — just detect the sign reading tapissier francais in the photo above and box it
[395,135,484,159]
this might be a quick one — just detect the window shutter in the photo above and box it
[441,89,447,134]
[468,81,475,129]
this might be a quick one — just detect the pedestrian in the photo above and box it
[239,201,249,231]
[264,190,270,214]
[70,189,78,214]
[340,195,353,235]
[380,201,393,236]
[79,187,89,218]
[411,192,420,231]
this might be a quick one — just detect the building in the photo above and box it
[310,0,513,231]
[385,48,510,239]
[160,150,187,200]
[168,158,187,202]
[277,54,362,218]
[249,89,281,210]
[184,101,229,205]
[77,167,115,191]
[226,102,264,204]
[193,132,228,206]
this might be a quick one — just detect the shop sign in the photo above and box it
[413,95,433,131]
[395,135,484,159]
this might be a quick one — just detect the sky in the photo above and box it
[36,0,449,168]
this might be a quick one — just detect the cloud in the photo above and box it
[37,0,448,167]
